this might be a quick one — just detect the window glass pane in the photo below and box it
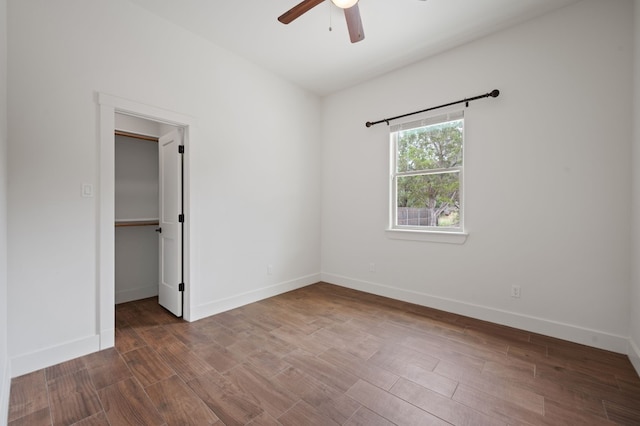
[396,119,463,173]
[396,172,460,227]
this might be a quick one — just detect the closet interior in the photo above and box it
[114,114,163,304]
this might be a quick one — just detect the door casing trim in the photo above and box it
[97,92,194,349]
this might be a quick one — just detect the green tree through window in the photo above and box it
[391,112,463,229]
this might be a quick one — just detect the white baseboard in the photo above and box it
[0,355,10,426]
[115,285,158,304]
[10,335,100,378]
[629,338,640,376]
[192,273,320,322]
[322,273,630,354]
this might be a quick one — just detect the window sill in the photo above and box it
[385,229,468,244]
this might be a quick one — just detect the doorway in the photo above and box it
[97,93,193,349]
[114,117,184,317]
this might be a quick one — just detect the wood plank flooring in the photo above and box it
[8,282,640,425]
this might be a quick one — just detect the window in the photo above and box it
[390,111,464,233]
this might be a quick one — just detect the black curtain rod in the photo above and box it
[365,89,500,128]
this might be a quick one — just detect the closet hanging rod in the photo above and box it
[115,220,160,228]
[365,89,500,128]
[115,130,159,142]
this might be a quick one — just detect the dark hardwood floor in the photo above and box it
[8,282,640,425]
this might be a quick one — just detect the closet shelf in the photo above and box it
[115,219,160,227]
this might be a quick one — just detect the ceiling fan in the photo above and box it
[278,0,365,43]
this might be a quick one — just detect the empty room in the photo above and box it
[1,0,640,424]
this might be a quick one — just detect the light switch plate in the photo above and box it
[82,183,94,198]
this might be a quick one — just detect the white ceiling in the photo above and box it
[127,0,581,96]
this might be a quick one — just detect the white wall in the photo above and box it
[115,135,158,222]
[7,0,321,375]
[630,0,640,373]
[115,226,159,303]
[115,114,162,139]
[0,0,9,420]
[321,0,634,353]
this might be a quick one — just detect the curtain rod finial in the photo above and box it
[365,122,373,127]
[490,89,500,97]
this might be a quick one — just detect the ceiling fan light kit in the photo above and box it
[330,0,358,8]
[278,0,364,43]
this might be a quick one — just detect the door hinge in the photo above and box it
[178,283,185,292]
[178,213,185,223]
[178,145,185,154]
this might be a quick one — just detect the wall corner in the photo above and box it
[0,357,10,426]
[629,338,640,377]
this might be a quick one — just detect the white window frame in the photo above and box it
[386,110,468,244]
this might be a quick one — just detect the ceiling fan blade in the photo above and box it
[344,3,364,43]
[278,0,326,24]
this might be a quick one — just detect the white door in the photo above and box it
[158,129,183,317]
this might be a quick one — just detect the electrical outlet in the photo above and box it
[369,262,376,272]
[511,285,521,298]
[267,264,273,275]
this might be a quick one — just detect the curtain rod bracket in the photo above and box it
[365,89,500,128]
